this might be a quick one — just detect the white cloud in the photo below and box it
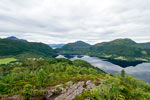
[0,0,150,44]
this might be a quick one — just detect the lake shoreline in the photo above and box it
[57,55,150,83]
[60,54,147,68]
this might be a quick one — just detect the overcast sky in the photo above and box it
[0,0,150,44]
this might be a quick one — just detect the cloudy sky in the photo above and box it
[0,0,150,44]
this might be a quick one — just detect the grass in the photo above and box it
[103,55,112,58]
[114,56,127,61]
[0,58,17,64]
[135,58,149,61]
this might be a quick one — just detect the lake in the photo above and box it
[57,55,150,83]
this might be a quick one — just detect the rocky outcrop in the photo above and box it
[55,81,84,100]
[46,80,97,100]
[86,80,96,90]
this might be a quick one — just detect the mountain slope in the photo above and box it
[57,39,150,61]
[0,39,56,57]
[90,39,150,61]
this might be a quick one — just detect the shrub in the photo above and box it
[23,84,33,99]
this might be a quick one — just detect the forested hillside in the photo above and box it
[90,39,150,61]
[56,41,91,55]
[0,39,56,58]
[58,39,150,61]
[2,38,150,61]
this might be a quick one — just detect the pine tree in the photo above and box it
[121,69,125,78]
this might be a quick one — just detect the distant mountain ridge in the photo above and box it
[58,39,150,61]
[49,44,65,49]
[7,36,28,42]
[1,37,150,61]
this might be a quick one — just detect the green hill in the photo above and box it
[57,39,150,61]
[0,39,56,58]
[56,41,91,55]
[90,39,150,61]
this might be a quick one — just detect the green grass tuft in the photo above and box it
[0,58,17,64]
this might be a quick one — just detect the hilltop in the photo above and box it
[56,41,91,55]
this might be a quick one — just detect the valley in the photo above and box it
[1,37,150,100]
[1,0,150,99]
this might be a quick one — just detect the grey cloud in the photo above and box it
[0,0,150,44]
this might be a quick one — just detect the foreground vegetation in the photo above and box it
[0,58,104,99]
[75,73,150,100]
[0,58,150,99]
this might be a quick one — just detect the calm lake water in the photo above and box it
[57,55,150,83]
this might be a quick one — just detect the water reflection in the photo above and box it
[57,55,150,83]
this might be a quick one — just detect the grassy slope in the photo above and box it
[0,58,17,64]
